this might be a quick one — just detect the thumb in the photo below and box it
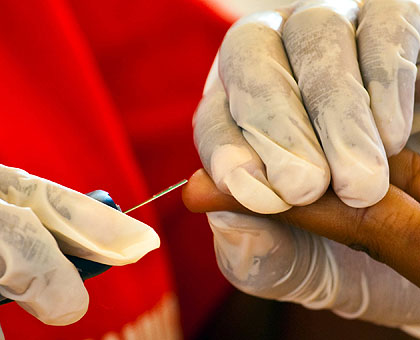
[182,159,420,288]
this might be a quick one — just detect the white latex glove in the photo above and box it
[207,210,420,336]
[195,0,420,212]
[0,165,159,326]
[194,0,420,336]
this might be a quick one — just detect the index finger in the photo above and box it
[183,168,420,288]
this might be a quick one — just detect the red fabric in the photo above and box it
[0,0,231,339]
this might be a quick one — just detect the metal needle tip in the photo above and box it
[124,179,188,214]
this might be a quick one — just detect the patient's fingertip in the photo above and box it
[182,168,246,213]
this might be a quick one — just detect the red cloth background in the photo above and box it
[0,0,231,338]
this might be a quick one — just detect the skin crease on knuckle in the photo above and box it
[347,188,420,280]
[348,207,385,264]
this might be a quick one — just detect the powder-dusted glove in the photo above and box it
[194,76,420,334]
[207,209,420,336]
[0,165,159,325]
[193,1,420,337]
[195,0,420,212]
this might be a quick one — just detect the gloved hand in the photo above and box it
[196,0,420,212]
[193,0,420,336]
[183,164,420,336]
[0,165,159,326]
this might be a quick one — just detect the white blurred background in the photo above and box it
[202,0,293,20]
